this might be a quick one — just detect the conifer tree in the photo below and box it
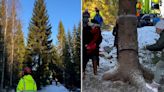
[71,23,81,87]
[64,34,73,87]
[75,22,81,87]
[13,20,25,86]
[27,0,53,88]
[67,30,73,62]
[48,45,63,82]
[57,21,67,84]
[57,21,66,57]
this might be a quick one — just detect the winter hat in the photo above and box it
[95,7,99,12]
[155,20,164,30]
[23,67,31,74]
[85,8,88,12]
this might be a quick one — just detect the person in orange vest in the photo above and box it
[136,1,142,17]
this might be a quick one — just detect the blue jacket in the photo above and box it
[93,14,103,25]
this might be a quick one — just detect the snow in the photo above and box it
[38,82,69,92]
[160,0,164,18]
[137,26,159,48]
[100,31,114,48]
[98,26,159,70]
[100,26,159,50]
[83,26,162,92]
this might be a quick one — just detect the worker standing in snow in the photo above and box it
[83,8,92,78]
[146,19,164,92]
[17,67,37,92]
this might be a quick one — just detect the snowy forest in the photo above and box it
[0,0,80,91]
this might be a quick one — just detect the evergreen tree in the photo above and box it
[13,20,25,86]
[4,0,18,86]
[0,0,6,88]
[72,25,77,61]
[57,21,66,57]
[73,23,81,87]
[64,34,73,87]
[67,30,73,62]
[64,30,81,88]
[71,23,81,88]
[76,22,81,87]
[57,21,66,84]
[4,12,13,87]
[26,0,53,88]
[48,45,63,83]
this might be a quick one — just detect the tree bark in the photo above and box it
[1,0,8,88]
[10,0,16,86]
[103,0,153,89]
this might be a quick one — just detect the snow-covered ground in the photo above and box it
[137,26,159,48]
[38,82,69,92]
[83,26,162,92]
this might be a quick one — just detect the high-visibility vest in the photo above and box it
[152,0,159,4]
[17,75,37,92]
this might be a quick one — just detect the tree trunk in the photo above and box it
[1,0,8,88]
[10,0,16,86]
[1,7,7,89]
[103,0,153,89]
[10,15,14,87]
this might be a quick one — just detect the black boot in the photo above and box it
[93,60,97,75]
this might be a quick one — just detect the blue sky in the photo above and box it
[19,0,81,45]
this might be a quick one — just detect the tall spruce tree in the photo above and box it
[73,23,81,87]
[71,23,81,87]
[76,22,81,87]
[67,30,73,62]
[13,20,25,85]
[64,34,73,87]
[48,45,63,83]
[72,25,77,61]
[57,21,66,84]
[64,30,80,87]
[57,21,66,57]
[27,0,52,88]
